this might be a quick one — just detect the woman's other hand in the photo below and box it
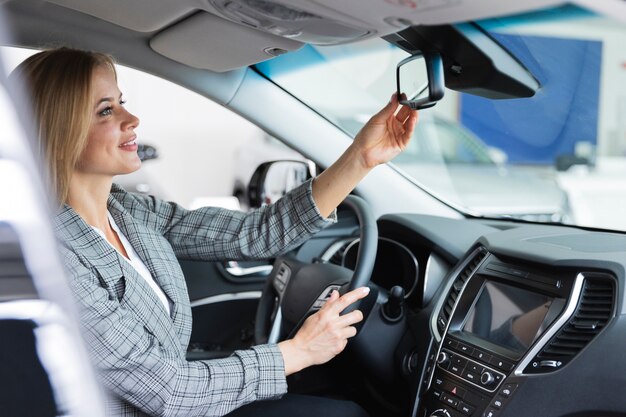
[278,287,370,376]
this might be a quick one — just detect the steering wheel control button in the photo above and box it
[312,285,342,309]
[273,265,291,294]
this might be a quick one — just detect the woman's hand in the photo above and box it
[311,94,418,218]
[278,287,370,376]
[351,93,418,169]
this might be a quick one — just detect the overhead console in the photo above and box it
[419,247,616,417]
[37,0,566,72]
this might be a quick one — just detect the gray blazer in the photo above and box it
[54,180,333,417]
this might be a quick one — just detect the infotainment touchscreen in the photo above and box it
[462,281,554,354]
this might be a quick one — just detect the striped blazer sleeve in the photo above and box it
[63,248,288,417]
[110,179,335,261]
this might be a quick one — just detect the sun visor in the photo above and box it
[150,12,303,72]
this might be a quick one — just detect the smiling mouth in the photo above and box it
[119,139,137,148]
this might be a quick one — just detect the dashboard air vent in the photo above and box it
[539,276,614,360]
[436,248,487,335]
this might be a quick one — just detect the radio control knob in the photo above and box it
[437,352,449,366]
[480,371,495,386]
[430,409,452,417]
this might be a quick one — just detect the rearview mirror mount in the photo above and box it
[396,52,445,110]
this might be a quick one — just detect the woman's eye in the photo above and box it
[99,107,113,116]
[119,99,126,106]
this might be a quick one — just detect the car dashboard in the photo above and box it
[309,211,626,417]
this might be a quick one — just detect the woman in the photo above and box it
[12,48,417,417]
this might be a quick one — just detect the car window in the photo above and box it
[256,6,626,231]
[1,46,306,211]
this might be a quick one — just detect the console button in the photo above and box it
[491,398,504,410]
[457,402,475,415]
[468,363,484,375]
[437,352,451,369]
[493,373,504,385]
[462,370,479,384]
[434,377,445,388]
[457,342,474,355]
[480,371,495,387]
[450,364,465,376]
[483,408,498,417]
[432,389,443,400]
[499,383,518,398]
[471,350,492,363]
[451,355,468,368]
[489,357,514,372]
[444,339,458,349]
[442,381,467,399]
[441,394,459,408]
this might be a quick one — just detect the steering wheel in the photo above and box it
[254,195,378,345]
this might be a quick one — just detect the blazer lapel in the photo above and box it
[107,197,191,347]
[55,205,125,291]
[55,204,181,353]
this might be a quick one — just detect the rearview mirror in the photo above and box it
[396,52,445,110]
[248,160,313,208]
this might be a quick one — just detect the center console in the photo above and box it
[418,250,581,417]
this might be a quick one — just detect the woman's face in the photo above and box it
[75,66,141,178]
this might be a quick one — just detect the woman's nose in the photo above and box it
[122,108,140,130]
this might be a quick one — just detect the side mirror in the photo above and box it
[248,160,313,208]
[396,52,445,110]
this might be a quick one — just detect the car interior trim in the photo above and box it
[342,237,419,299]
[267,306,282,344]
[319,237,355,263]
[423,252,450,306]
[224,262,273,277]
[189,291,262,308]
[429,246,489,343]
[513,272,584,376]
[150,11,304,72]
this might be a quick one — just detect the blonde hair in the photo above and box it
[10,47,116,204]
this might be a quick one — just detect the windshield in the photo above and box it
[256,5,626,232]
